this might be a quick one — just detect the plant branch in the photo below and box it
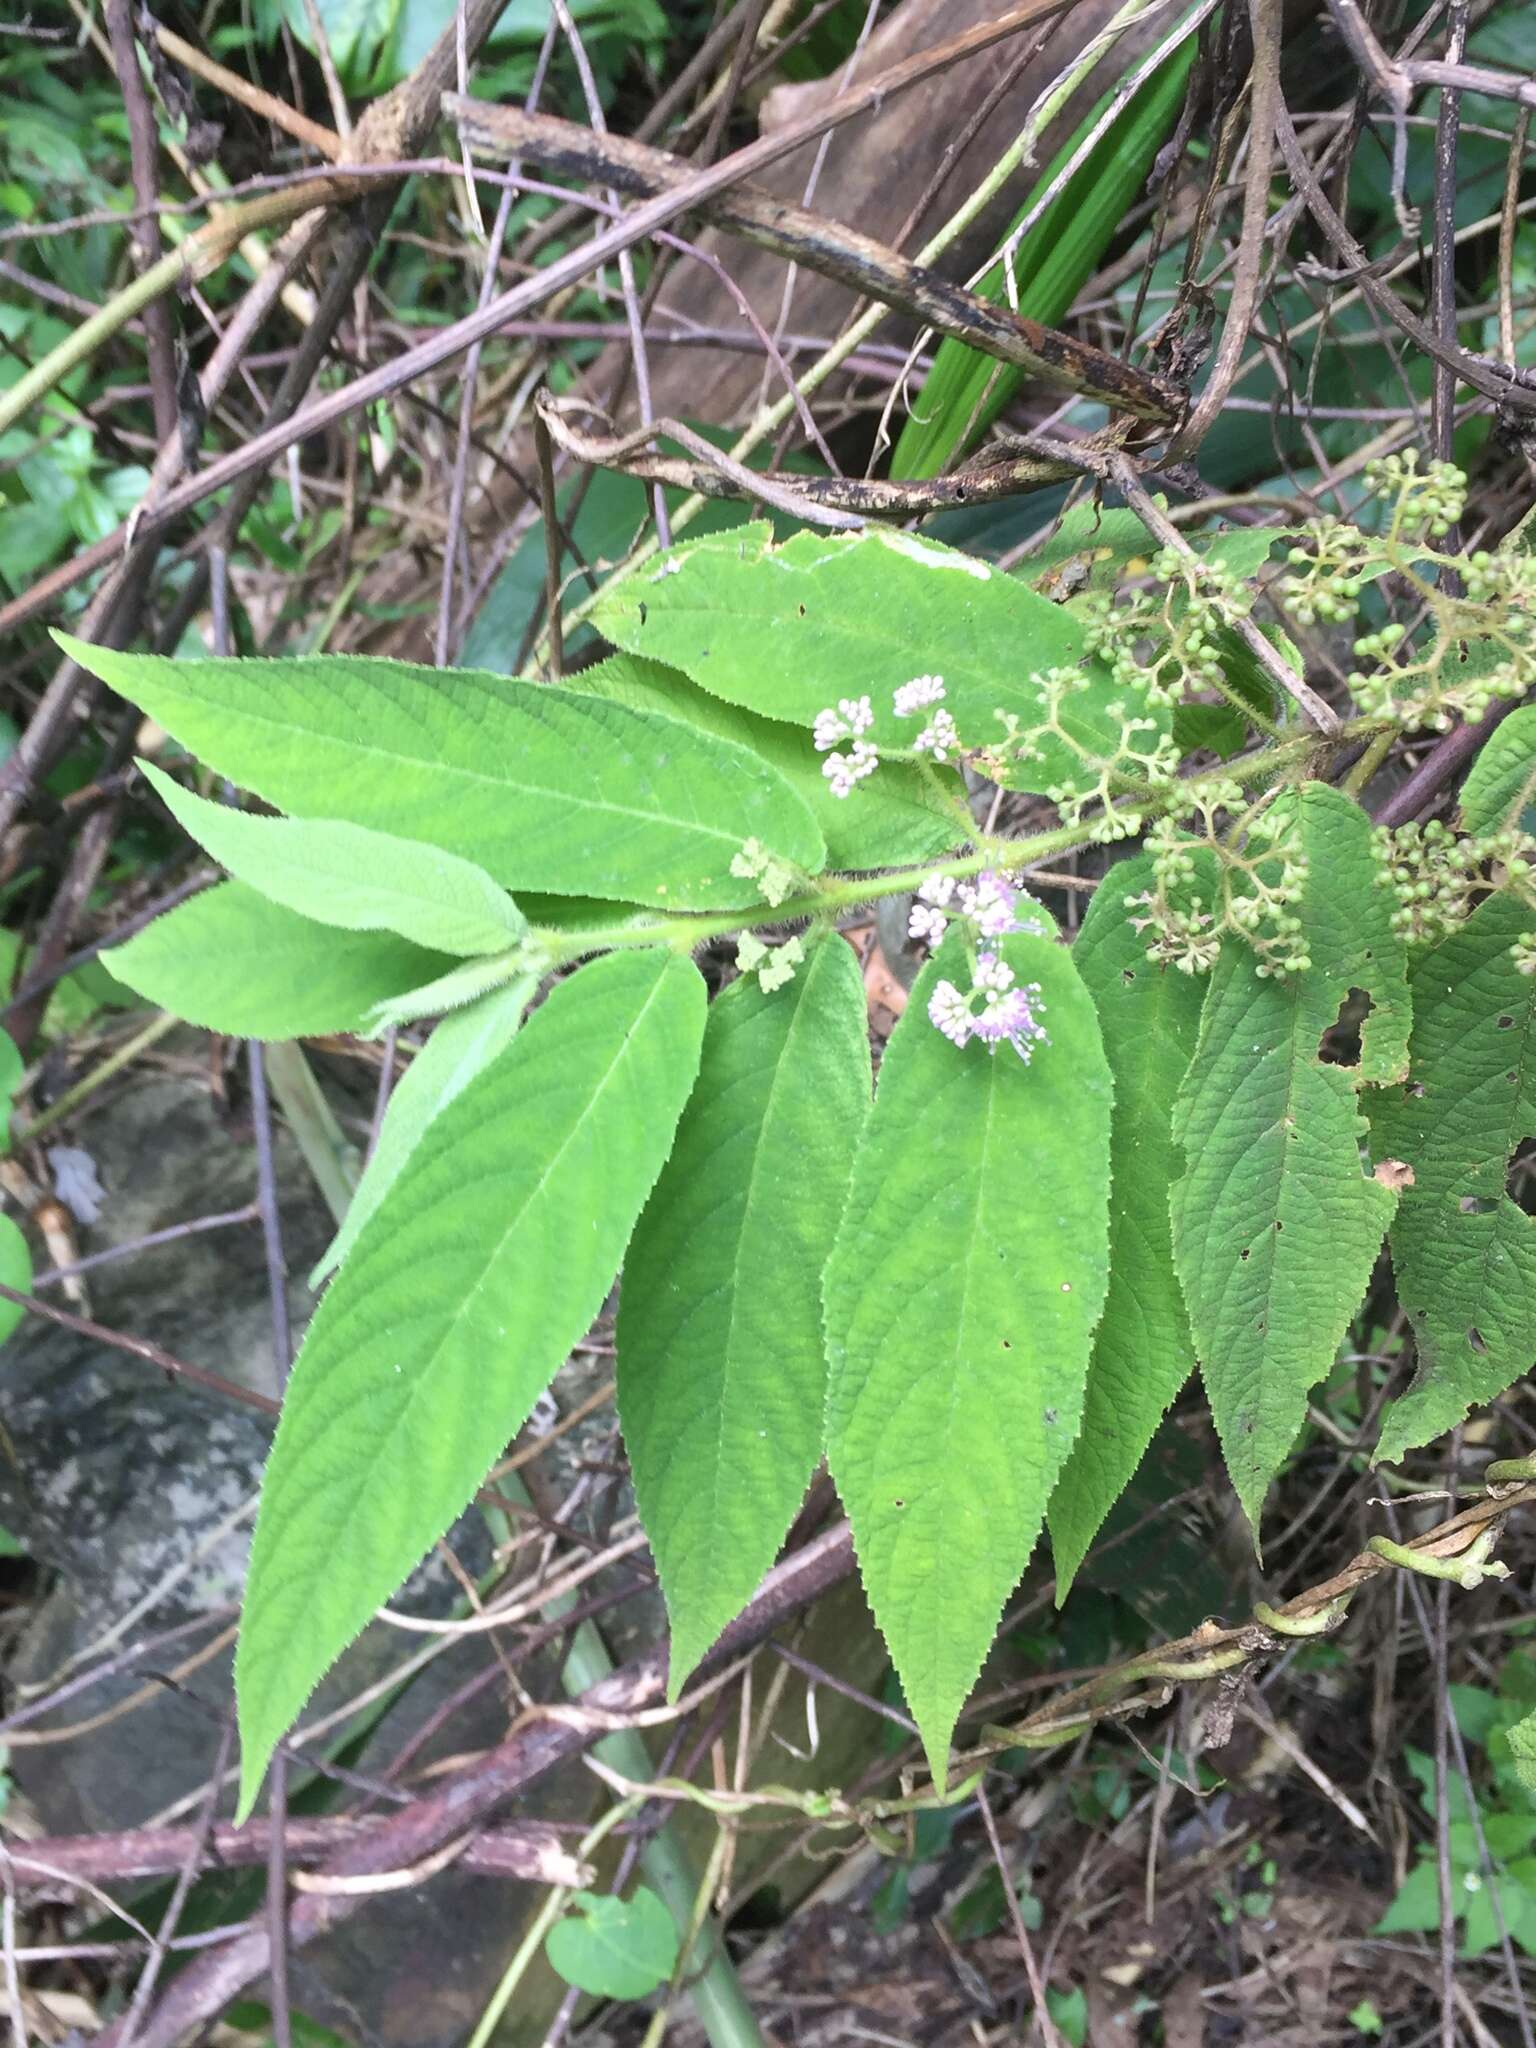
[89,1525,859,2048]
[4,1817,591,1896]
[964,1471,1536,1762]
[149,20,343,159]
[1168,0,1283,459]
[533,388,1089,515]
[1273,97,1536,412]
[106,0,177,448]
[1107,451,1343,731]
[538,714,1392,967]
[452,98,1182,423]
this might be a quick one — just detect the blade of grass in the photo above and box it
[891,34,1197,479]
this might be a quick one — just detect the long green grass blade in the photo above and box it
[891,38,1196,480]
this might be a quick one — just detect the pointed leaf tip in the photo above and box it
[234,948,706,1812]
[825,925,1112,1775]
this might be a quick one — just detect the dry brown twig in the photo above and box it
[535,388,1095,518]
[452,97,1184,425]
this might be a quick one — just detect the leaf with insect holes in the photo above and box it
[1170,784,1409,1536]
[619,932,870,1692]
[824,920,1112,1783]
[1047,854,1204,1596]
[140,764,526,957]
[58,637,825,912]
[105,882,456,1040]
[1369,891,1536,1464]
[591,525,1163,797]
[234,949,705,1816]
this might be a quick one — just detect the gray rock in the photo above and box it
[0,1062,522,2048]
[3,1067,331,1831]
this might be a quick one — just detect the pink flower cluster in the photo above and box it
[908,869,1041,947]
[928,952,1048,1062]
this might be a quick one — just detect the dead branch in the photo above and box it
[4,1818,591,1896]
[535,391,1094,517]
[450,97,1183,426]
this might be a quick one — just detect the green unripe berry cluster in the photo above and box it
[1139,800,1311,976]
[1375,820,1536,946]
[1080,557,1252,710]
[1363,451,1467,538]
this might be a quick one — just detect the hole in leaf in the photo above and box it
[1406,1081,1425,1099]
[638,602,648,625]
[797,604,807,617]
[1044,1409,1058,1426]
[1469,1327,1489,1354]
[1499,1016,1516,1030]
[1121,968,1137,985]
[1240,1248,1251,1261]
[1274,1219,1283,1231]
[1001,1338,1012,1350]
[1460,1195,1499,1215]
[893,1498,905,1509]
[1318,988,1372,1067]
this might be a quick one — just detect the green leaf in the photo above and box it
[1046,1987,1089,2048]
[1369,891,1536,1463]
[0,1026,22,1153]
[824,923,1113,1782]
[1508,1709,1536,1800]
[573,652,965,870]
[105,882,456,1040]
[57,637,825,912]
[0,1211,30,1346]
[1459,705,1536,834]
[619,934,870,1691]
[1048,855,1204,1595]
[140,764,527,957]
[1170,784,1408,1534]
[591,526,1159,798]
[282,0,399,85]
[313,975,537,1285]
[234,948,706,1813]
[545,1888,679,2000]
[1374,1858,1447,1934]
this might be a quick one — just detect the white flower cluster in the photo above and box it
[893,675,958,761]
[928,951,1048,1062]
[813,695,879,799]
[811,674,964,797]
[907,868,1041,948]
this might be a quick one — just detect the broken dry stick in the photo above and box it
[447,95,1183,427]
